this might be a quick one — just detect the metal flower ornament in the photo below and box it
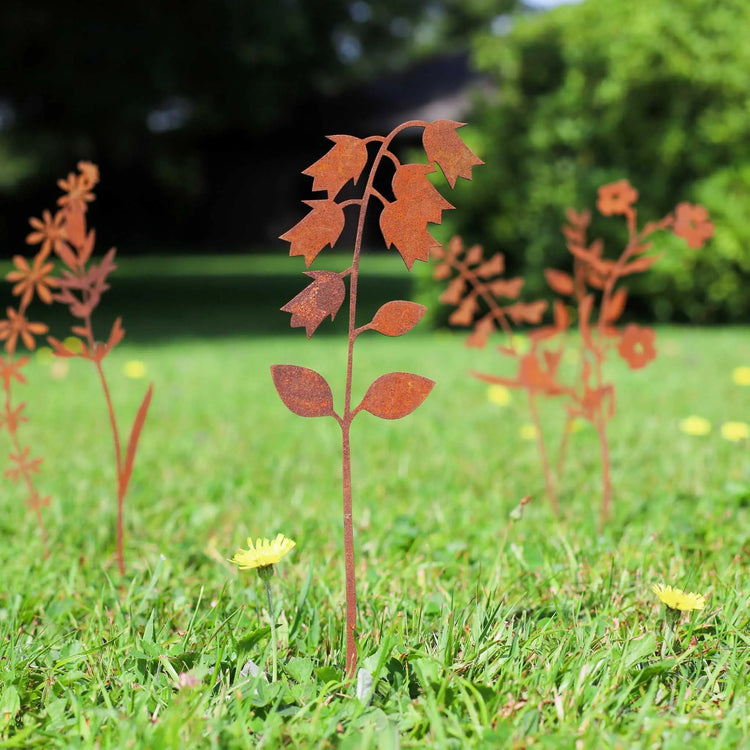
[435,180,713,527]
[272,120,481,676]
[1,216,57,554]
[30,163,154,575]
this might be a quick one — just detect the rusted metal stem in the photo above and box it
[591,214,638,527]
[4,377,49,554]
[556,413,573,478]
[338,120,427,677]
[94,358,125,575]
[597,210,640,339]
[528,392,559,514]
[596,416,612,529]
[340,421,357,677]
[443,250,515,344]
[5,286,50,555]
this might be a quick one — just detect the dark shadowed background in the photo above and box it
[0,0,520,253]
[1,0,748,328]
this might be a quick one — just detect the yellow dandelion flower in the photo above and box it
[231,533,296,682]
[50,360,69,380]
[721,421,749,443]
[63,336,83,354]
[732,367,750,386]
[651,582,705,611]
[124,360,147,379]
[231,533,296,571]
[519,423,537,441]
[488,384,511,406]
[567,417,587,433]
[679,415,711,436]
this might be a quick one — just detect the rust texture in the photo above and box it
[274,120,481,676]
[435,180,713,527]
[0,213,57,554]
[25,163,154,574]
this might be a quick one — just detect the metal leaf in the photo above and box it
[367,301,426,337]
[357,372,434,420]
[271,365,336,418]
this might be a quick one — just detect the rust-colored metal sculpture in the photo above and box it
[0,225,57,554]
[30,163,154,574]
[433,236,559,507]
[274,120,481,676]
[435,180,713,527]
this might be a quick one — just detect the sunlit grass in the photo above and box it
[2,327,750,747]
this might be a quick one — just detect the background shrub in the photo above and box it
[438,0,750,323]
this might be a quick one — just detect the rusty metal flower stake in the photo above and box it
[0,231,57,554]
[273,120,481,676]
[435,181,712,528]
[36,162,154,575]
[433,236,557,505]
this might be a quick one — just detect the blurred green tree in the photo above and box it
[444,0,750,322]
[0,0,518,251]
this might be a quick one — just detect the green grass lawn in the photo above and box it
[2,327,750,748]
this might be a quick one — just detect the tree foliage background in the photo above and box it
[442,0,750,322]
[1,0,748,322]
[0,0,515,251]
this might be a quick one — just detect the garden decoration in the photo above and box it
[272,120,481,676]
[31,162,154,575]
[433,236,555,505]
[0,225,57,554]
[434,180,713,526]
